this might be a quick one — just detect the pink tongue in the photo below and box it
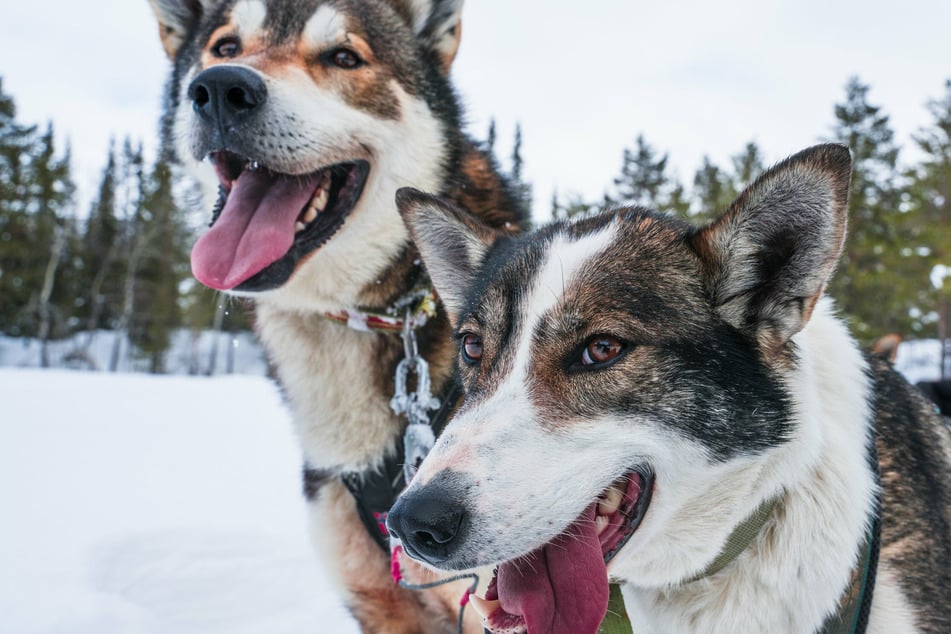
[191,169,322,290]
[494,503,609,634]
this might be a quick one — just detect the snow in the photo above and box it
[0,369,359,634]
[893,338,949,384]
[0,330,269,376]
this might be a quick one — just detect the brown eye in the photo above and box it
[461,334,483,365]
[581,336,624,367]
[212,37,241,58]
[329,48,363,69]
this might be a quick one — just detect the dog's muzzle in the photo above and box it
[387,476,469,566]
[188,65,267,135]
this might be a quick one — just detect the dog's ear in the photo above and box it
[691,144,852,354]
[396,187,500,325]
[148,0,211,59]
[401,0,464,74]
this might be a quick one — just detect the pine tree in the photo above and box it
[510,123,533,214]
[826,77,913,341]
[550,190,599,220]
[28,124,76,356]
[485,119,497,158]
[691,156,736,222]
[0,77,39,335]
[907,79,951,374]
[609,134,671,210]
[81,139,124,336]
[731,141,764,191]
[129,155,189,372]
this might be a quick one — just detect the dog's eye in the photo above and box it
[329,48,364,69]
[212,37,241,58]
[461,334,483,365]
[580,336,625,368]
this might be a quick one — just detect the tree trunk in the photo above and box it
[37,226,66,368]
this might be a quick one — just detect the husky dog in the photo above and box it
[147,0,525,630]
[390,144,951,633]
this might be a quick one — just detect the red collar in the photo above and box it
[323,287,437,333]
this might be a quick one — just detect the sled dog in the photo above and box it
[147,0,525,630]
[390,144,951,633]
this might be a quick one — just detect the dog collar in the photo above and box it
[686,495,780,583]
[323,287,437,333]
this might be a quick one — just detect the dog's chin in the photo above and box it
[189,150,370,293]
[470,468,654,634]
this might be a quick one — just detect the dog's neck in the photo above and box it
[619,302,880,633]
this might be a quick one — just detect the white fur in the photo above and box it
[230,0,267,37]
[303,5,346,48]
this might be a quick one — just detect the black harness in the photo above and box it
[302,381,463,553]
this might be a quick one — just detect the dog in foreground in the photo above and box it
[147,0,524,631]
[391,144,951,633]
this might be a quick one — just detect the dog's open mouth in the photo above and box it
[190,151,369,292]
[469,469,653,634]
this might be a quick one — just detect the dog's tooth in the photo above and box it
[303,207,318,224]
[468,594,500,621]
[598,487,623,516]
[295,221,307,233]
[319,170,332,189]
[313,187,330,212]
[596,514,609,534]
[248,160,260,172]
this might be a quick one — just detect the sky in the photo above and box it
[1,0,949,219]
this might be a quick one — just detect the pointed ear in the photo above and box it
[396,187,500,325]
[402,0,464,74]
[148,0,210,59]
[691,144,852,353]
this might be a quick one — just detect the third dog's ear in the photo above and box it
[396,188,500,325]
[692,144,852,355]
[401,0,465,73]
[148,0,211,59]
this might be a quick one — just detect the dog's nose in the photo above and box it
[188,65,267,127]
[388,488,466,566]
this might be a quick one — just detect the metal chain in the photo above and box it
[390,304,440,484]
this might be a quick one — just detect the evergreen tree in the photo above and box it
[731,141,764,191]
[608,134,670,210]
[510,123,533,214]
[27,124,76,349]
[485,118,497,158]
[0,77,39,335]
[551,190,599,220]
[691,156,736,222]
[907,79,951,373]
[129,156,190,372]
[826,77,913,340]
[82,140,123,334]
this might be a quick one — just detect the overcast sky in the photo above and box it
[1,0,949,219]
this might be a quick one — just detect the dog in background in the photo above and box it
[391,144,951,633]
[147,0,525,631]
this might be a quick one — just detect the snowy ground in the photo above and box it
[0,369,359,634]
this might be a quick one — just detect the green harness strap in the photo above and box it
[596,493,880,634]
[597,498,778,634]
[598,583,633,634]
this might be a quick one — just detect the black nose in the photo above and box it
[388,488,467,566]
[187,65,267,128]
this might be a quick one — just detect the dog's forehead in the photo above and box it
[468,210,702,336]
[202,0,404,46]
